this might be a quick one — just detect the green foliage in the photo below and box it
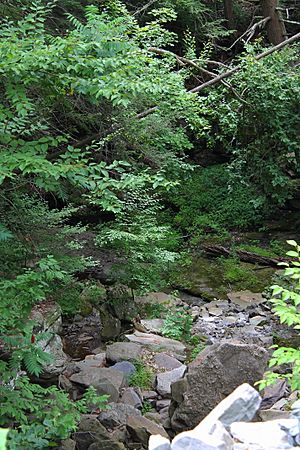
[236,240,287,258]
[257,241,300,391]
[220,257,260,289]
[96,190,180,293]
[202,45,300,206]
[129,360,154,389]
[170,165,267,236]
[0,363,109,449]
[141,400,153,415]
[161,307,193,342]
[0,429,9,450]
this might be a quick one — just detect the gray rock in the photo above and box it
[85,352,106,366]
[230,419,298,449]
[227,291,265,310]
[106,342,142,363]
[154,353,183,370]
[141,319,165,333]
[126,415,169,445]
[98,402,141,428]
[149,435,171,450]
[58,438,76,450]
[126,331,186,361]
[143,390,158,400]
[120,387,142,409]
[88,443,126,450]
[70,367,126,402]
[156,399,171,411]
[135,292,176,306]
[171,420,233,450]
[111,361,136,380]
[99,306,121,341]
[259,409,290,421]
[144,412,161,423]
[74,415,110,450]
[170,340,268,431]
[156,366,187,397]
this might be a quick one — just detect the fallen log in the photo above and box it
[202,244,287,267]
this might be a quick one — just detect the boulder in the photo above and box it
[126,415,169,446]
[70,367,126,402]
[30,301,68,381]
[111,361,136,381]
[227,291,265,310]
[98,402,141,428]
[230,419,298,449]
[120,387,142,409]
[170,340,268,431]
[141,319,165,333]
[154,353,183,370]
[73,415,111,450]
[156,366,187,398]
[125,332,186,361]
[99,306,121,341]
[106,342,142,363]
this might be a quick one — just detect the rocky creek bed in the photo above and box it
[32,265,300,450]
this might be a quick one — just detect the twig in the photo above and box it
[133,0,158,16]
[190,30,300,94]
[228,16,271,50]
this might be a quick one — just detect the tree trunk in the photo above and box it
[224,0,235,29]
[261,0,286,44]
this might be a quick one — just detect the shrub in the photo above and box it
[257,241,300,391]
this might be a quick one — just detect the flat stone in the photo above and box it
[120,387,142,409]
[85,352,106,365]
[141,319,165,333]
[249,315,267,326]
[135,292,176,306]
[156,366,187,397]
[143,390,158,400]
[154,353,183,370]
[156,399,171,411]
[70,367,126,402]
[111,361,136,381]
[125,331,186,361]
[59,439,76,450]
[259,409,290,421]
[98,402,141,428]
[144,412,161,423]
[230,419,298,449]
[127,415,169,445]
[106,342,142,363]
[227,291,265,310]
[149,435,171,450]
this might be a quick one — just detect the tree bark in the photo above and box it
[203,244,287,266]
[224,0,235,29]
[261,0,287,44]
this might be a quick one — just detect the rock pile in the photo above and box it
[149,384,300,450]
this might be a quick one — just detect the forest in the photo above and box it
[0,0,299,448]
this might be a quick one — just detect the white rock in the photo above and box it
[149,434,171,450]
[196,383,261,432]
[171,420,233,449]
[156,365,187,397]
[230,419,298,449]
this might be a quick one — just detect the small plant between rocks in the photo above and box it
[129,359,154,389]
